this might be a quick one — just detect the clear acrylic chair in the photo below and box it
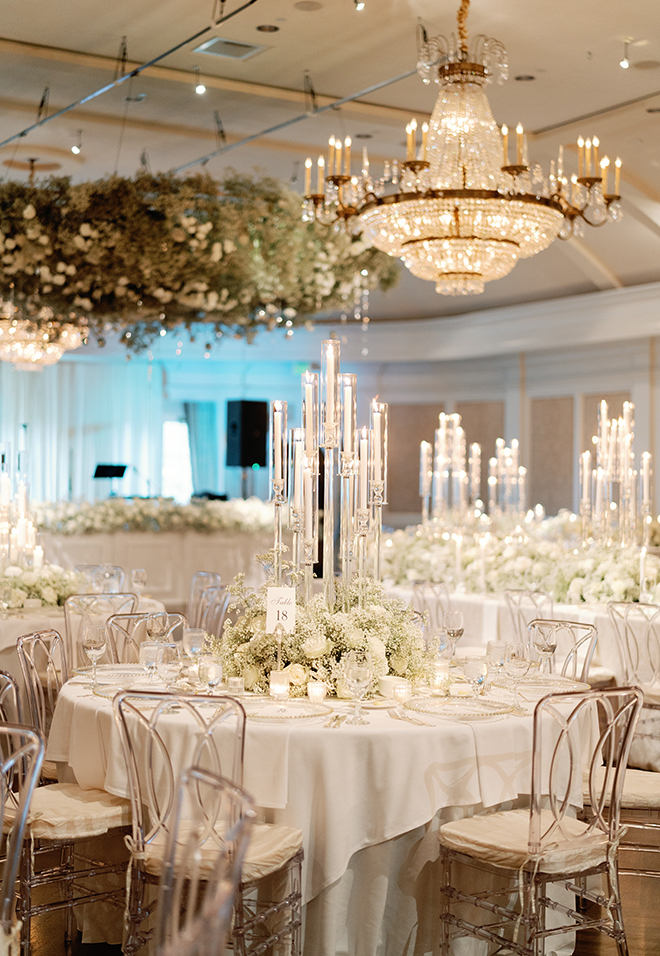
[74,564,126,593]
[64,592,138,669]
[113,690,303,956]
[438,686,643,956]
[188,572,222,628]
[155,766,255,956]
[197,586,231,640]
[527,618,599,683]
[106,612,188,664]
[504,588,554,642]
[0,670,23,724]
[15,631,132,955]
[412,582,452,633]
[0,723,45,955]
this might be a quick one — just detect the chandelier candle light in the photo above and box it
[303,0,622,296]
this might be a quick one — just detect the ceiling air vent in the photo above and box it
[193,37,265,60]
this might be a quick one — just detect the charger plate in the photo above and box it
[74,664,145,679]
[493,674,590,697]
[404,696,513,720]
[242,699,332,720]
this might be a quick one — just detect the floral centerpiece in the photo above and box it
[0,565,87,609]
[0,172,399,351]
[35,495,273,536]
[207,564,429,697]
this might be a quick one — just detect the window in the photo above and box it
[161,421,193,502]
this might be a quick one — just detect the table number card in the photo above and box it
[266,587,296,634]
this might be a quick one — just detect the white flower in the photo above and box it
[23,204,36,220]
[79,223,93,237]
[4,566,23,578]
[302,631,329,659]
[284,663,307,686]
[40,586,58,606]
[243,664,261,690]
[21,571,38,586]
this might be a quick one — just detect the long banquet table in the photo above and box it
[47,679,587,956]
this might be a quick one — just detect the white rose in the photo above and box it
[335,675,353,699]
[9,588,27,608]
[41,586,58,606]
[242,664,261,690]
[4,566,23,578]
[21,571,38,586]
[23,204,36,220]
[302,632,329,659]
[284,663,307,686]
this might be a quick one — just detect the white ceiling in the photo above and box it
[2,0,660,324]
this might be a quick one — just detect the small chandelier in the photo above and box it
[0,299,87,372]
[303,0,622,296]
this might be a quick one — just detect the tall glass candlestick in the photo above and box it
[339,373,357,608]
[370,400,387,581]
[288,428,304,575]
[302,454,318,603]
[269,401,288,585]
[321,340,340,607]
[419,441,432,525]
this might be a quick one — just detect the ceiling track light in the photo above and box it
[354,0,365,9]
[71,130,82,155]
[620,39,631,69]
[194,66,206,95]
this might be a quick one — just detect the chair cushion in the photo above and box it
[137,822,303,883]
[4,783,131,841]
[583,766,660,810]
[438,807,607,874]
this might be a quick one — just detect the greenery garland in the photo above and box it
[0,171,399,350]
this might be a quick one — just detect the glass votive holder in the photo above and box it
[431,660,450,694]
[393,679,411,704]
[307,680,327,703]
[269,670,289,700]
[228,676,245,696]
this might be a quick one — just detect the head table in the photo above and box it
[46,675,590,956]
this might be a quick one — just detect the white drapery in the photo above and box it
[0,360,163,501]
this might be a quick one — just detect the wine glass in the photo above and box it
[138,641,159,683]
[444,610,464,659]
[530,624,557,675]
[146,612,169,642]
[155,643,183,693]
[342,650,373,726]
[198,655,223,695]
[486,640,506,681]
[82,625,108,688]
[463,657,489,698]
[504,642,531,708]
[130,569,147,600]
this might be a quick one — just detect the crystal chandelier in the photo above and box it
[0,299,87,372]
[303,0,622,296]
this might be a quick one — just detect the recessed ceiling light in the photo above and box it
[125,93,147,102]
[257,24,279,32]
[294,1,322,9]
[514,75,535,82]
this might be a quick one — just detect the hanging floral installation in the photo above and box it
[0,172,399,351]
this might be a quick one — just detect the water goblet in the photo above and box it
[342,650,373,726]
[82,625,108,688]
[138,641,159,683]
[530,624,557,675]
[504,642,531,708]
[182,627,205,684]
[146,611,169,642]
[444,610,464,659]
[130,569,147,600]
[463,657,489,698]
[155,643,183,693]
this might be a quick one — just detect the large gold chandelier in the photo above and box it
[0,299,87,372]
[303,0,622,296]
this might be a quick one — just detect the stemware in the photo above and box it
[444,610,465,659]
[342,650,373,726]
[530,624,557,675]
[182,627,205,683]
[138,641,160,683]
[146,611,169,642]
[82,624,108,688]
[504,641,531,707]
[130,568,147,600]
[198,655,223,694]
[155,643,183,693]
[463,657,489,698]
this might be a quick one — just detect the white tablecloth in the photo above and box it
[388,586,623,682]
[47,682,586,955]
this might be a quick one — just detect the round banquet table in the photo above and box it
[46,680,588,956]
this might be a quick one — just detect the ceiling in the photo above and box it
[2,0,660,325]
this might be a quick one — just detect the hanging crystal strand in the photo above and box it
[321,340,340,608]
[269,401,288,585]
[339,373,357,610]
[370,400,387,581]
[356,426,371,607]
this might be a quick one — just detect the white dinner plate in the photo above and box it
[404,696,513,720]
[242,700,332,720]
[74,664,146,679]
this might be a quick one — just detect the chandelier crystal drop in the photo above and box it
[0,300,87,372]
[302,0,622,296]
